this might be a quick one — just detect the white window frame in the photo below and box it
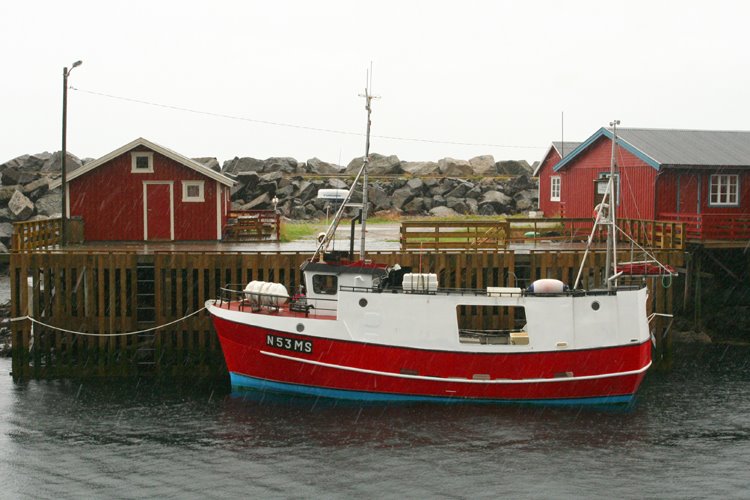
[182,180,205,202]
[550,176,561,202]
[709,174,739,207]
[131,152,154,173]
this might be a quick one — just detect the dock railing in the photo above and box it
[659,213,750,244]
[12,218,62,251]
[400,217,685,251]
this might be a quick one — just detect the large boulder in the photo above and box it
[402,197,426,214]
[479,190,513,215]
[496,160,533,176]
[222,156,264,175]
[0,186,21,203]
[445,181,475,199]
[401,161,440,176]
[264,157,300,174]
[41,151,83,174]
[326,178,348,189]
[192,157,221,172]
[8,190,35,220]
[294,180,318,202]
[241,192,270,210]
[469,155,497,176]
[1,153,46,173]
[390,186,414,210]
[1,167,39,186]
[346,153,403,175]
[33,191,62,217]
[446,197,469,214]
[307,157,342,175]
[0,222,13,246]
[367,184,390,211]
[514,189,537,212]
[405,178,424,193]
[429,206,460,217]
[22,177,49,200]
[439,158,473,177]
[505,173,536,192]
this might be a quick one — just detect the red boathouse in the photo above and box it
[537,128,750,244]
[533,141,581,217]
[49,138,234,241]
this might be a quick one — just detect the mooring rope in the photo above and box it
[6,307,207,337]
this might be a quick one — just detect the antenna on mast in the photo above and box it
[357,63,379,260]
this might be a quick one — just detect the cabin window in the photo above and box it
[182,180,205,202]
[550,176,561,201]
[312,274,338,295]
[131,152,154,173]
[456,305,527,345]
[709,174,739,206]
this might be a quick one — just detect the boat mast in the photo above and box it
[359,73,374,260]
[605,120,620,290]
[308,71,377,264]
[572,119,620,290]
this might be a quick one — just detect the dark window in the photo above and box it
[312,274,337,295]
[135,155,150,169]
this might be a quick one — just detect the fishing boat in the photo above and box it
[206,98,673,405]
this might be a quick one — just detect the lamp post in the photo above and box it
[61,60,82,246]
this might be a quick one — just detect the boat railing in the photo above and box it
[217,284,289,313]
[216,284,339,317]
[339,285,641,297]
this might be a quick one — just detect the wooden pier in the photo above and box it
[9,246,683,380]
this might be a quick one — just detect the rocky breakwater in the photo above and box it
[0,151,83,253]
[226,153,537,220]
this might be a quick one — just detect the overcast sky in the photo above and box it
[2,0,749,168]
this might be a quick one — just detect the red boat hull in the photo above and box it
[211,314,651,404]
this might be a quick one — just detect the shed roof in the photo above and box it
[532,141,582,176]
[554,127,750,172]
[49,137,235,189]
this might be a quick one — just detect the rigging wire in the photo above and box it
[70,86,545,150]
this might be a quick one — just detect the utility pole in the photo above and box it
[61,60,82,246]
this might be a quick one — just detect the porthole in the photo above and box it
[359,298,368,308]
[591,301,600,311]
[296,323,305,332]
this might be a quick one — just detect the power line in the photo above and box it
[70,86,545,150]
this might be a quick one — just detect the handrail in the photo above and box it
[12,218,62,251]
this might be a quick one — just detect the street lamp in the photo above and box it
[61,60,82,246]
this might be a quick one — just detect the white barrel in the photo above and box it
[402,273,438,292]
[527,278,568,293]
[244,280,290,306]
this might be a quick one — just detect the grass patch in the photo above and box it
[279,222,321,242]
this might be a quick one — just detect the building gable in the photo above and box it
[50,137,234,189]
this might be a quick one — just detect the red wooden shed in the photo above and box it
[533,141,581,217]
[546,127,750,243]
[49,138,234,241]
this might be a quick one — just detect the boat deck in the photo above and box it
[214,298,337,320]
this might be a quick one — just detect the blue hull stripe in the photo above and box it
[229,372,634,406]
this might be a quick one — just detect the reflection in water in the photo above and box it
[0,343,749,498]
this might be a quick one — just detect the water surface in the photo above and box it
[1,343,749,499]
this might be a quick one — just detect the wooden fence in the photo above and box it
[401,218,685,251]
[12,218,61,251]
[9,249,683,379]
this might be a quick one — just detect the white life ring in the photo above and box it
[593,203,609,220]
